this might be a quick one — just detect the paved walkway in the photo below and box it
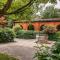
[0,39,36,60]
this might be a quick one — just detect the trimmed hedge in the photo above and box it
[15,30,36,39]
[0,28,15,43]
[23,31,36,39]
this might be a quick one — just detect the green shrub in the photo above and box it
[23,31,36,39]
[0,28,15,43]
[51,42,60,60]
[16,30,36,39]
[16,30,25,38]
[34,42,60,60]
[48,31,60,41]
[34,44,50,60]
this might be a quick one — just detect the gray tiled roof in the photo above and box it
[33,18,60,22]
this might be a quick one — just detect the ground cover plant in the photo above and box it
[34,42,60,60]
[0,53,18,60]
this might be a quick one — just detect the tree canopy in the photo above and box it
[0,0,57,20]
[41,6,60,18]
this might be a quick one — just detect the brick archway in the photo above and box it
[56,24,60,31]
[28,24,34,30]
[14,18,60,31]
[40,24,45,31]
[20,25,23,29]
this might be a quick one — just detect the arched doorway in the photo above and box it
[20,25,23,29]
[56,24,60,31]
[40,24,46,31]
[28,24,34,30]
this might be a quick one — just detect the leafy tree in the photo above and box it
[41,6,60,18]
[32,0,57,19]
[0,0,57,20]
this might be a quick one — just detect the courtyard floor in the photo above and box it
[0,39,36,60]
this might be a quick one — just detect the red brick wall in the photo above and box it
[15,22,60,31]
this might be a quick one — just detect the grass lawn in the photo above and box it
[0,53,18,60]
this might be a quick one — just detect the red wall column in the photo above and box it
[32,22,40,31]
[21,23,28,30]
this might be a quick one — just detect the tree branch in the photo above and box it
[1,0,13,13]
[6,0,34,15]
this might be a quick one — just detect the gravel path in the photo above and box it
[0,39,36,60]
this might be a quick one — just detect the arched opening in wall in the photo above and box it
[28,24,34,30]
[20,25,23,29]
[40,24,46,31]
[56,24,60,31]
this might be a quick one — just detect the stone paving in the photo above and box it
[0,39,37,60]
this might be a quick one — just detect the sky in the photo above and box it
[44,0,60,9]
[36,0,60,15]
[55,0,60,9]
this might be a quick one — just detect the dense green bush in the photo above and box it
[16,30,25,38]
[0,28,15,43]
[15,30,36,39]
[41,26,60,41]
[34,45,49,60]
[34,42,60,60]
[23,31,36,39]
[48,31,60,41]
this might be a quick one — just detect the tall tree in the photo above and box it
[0,0,57,19]
[41,6,60,18]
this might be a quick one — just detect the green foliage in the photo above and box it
[23,31,36,39]
[15,30,25,39]
[15,30,36,39]
[34,44,51,60]
[48,31,60,41]
[13,25,23,32]
[6,6,33,20]
[0,53,18,60]
[0,28,15,43]
[35,0,57,3]
[0,0,29,13]
[51,42,60,60]
[0,0,57,20]
[40,26,59,41]
[41,6,60,18]
[7,19,14,28]
[0,0,7,9]
[34,42,60,60]
[7,0,29,13]
[19,6,33,20]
